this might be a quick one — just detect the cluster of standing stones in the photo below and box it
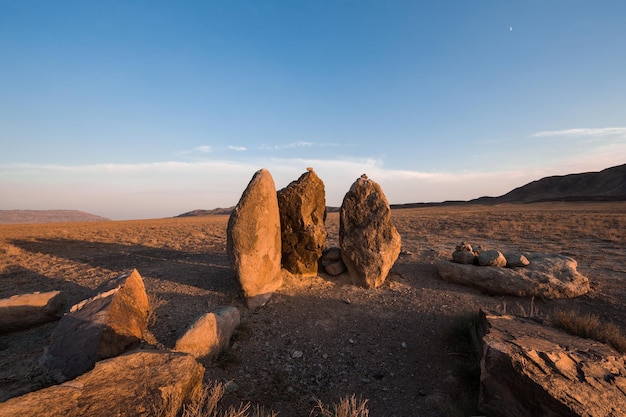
[227,167,402,308]
[0,167,402,416]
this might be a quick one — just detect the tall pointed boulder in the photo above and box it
[277,168,327,276]
[339,174,401,288]
[227,169,282,308]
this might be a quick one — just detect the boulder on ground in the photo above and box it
[0,350,204,417]
[505,252,530,267]
[339,174,402,288]
[41,269,150,382]
[175,306,241,360]
[479,310,626,417]
[478,250,507,267]
[227,168,283,309]
[0,291,66,334]
[277,168,327,276]
[437,253,589,298]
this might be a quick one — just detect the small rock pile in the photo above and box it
[451,241,530,268]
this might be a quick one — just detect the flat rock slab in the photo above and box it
[0,350,204,417]
[479,311,626,417]
[437,253,589,299]
[0,291,66,334]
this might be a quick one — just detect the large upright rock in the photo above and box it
[479,310,626,417]
[227,169,283,308]
[339,174,402,288]
[0,350,204,417]
[41,269,150,382]
[277,167,327,276]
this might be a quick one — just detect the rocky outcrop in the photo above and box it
[277,168,327,276]
[437,253,589,298]
[227,169,283,308]
[478,310,626,417]
[0,350,204,417]
[175,306,241,359]
[0,291,66,333]
[41,269,150,382]
[339,174,401,288]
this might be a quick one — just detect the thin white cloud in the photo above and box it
[228,146,247,151]
[531,127,626,138]
[259,141,314,150]
[193,145,212,152]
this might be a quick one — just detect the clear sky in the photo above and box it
[1,1,625,220]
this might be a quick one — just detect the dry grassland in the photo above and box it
[1,202,625,416]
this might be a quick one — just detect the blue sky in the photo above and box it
[1,1,625,219]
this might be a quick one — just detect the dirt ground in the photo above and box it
[1,202,625,416]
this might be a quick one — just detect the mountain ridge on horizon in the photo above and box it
[178,163,626,216]
[0,209,111,225]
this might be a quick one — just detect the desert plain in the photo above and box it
[1,202,625,416]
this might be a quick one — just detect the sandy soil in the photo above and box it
[1,202,625,416]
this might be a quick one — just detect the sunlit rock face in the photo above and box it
[227,168,282,309]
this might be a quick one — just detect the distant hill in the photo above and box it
[175,207,235,217]
[472,163,626,204]
[0,210,111,224]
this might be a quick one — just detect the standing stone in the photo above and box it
[339,174,402,288]
[227,169,282,308]
[277,168,327,276]
[41,269,150,382]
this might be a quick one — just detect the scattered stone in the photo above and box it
[324,260,346,276]
[291,350,303,358]
[479,310,626,417]
[40,269,150,382]
[0,291,66,334]
[505,252,531,267]
[174,306,241,360]
[452,250,477,265]
[339,174,402,288]
[277,168,327,276]
[478,250,507,267]
[437,253,590,298]
[0,350,204,417]
[456,241,473,252]
[321,247,342,262]
[227,169,283,309]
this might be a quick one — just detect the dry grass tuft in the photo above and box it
[153,381,368,417]
[552,310,626,354]
[314,395,369,417]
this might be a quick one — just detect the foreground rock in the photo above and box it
[339,174,401,288]
[175,306,241,359]
[227,169,283,308]
[277,168,327,276]
[479,310,626,417]
[437,253,589,298]
[0,291,66,333]
[41,269,150,382]
[0,350,204,417]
